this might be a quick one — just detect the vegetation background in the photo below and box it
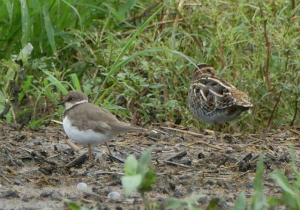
[0,0,299,132]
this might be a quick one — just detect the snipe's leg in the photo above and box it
[105,142,113,156]
[88,144,93,162]
[213,124,219,141]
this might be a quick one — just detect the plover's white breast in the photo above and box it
[63,116,109,145]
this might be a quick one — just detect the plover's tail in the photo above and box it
[109,122,147,132]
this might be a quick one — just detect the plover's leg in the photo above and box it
[105,142,113,156]
[88,144,93,162]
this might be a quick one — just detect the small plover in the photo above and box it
[59,91,144,161]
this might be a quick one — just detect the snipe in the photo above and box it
[188,64,252,139]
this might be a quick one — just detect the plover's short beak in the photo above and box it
[58,100,65,106]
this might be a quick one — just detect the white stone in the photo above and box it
[107,191,122,201]
[77,182,88,191]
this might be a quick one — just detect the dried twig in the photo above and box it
[161,126,223,150]
[93,171,125,176]
[163,160,190,168]
[25,93,38,119]
[173,0,184,31]
[65,139,82,154]
[267,89,283,129]
[289,129,300,136]
[0,102,10,119]
[126,2,160,23]
[172,0,202,49]
[0,173,11,183]
[51,119,63,125]
[65,152,88,168]
[290,100,298,126]
[121,19,183,36]
[9,102,17,124]
[185,141,223,150]
[160,126,204,137]
[259,4,272,93]
[165,150,187,161]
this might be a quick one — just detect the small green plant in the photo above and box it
[121,147,157,209]
[234,146,300,210]
[64,199,97,210]
[250,155,268,210]
[122,147,211,210]
[268,146,300,209]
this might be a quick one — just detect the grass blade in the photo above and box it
[93,47,196,104]
[233,193,246,210]
[94,83,116,105]
[70,73,81,91]
[18,75,33,103]
[61,0,83,30]
[42,70,68,94]
[19,0,30,46]
[93,5,163,103]
[271,170,296,196]
[4,0,13,29]
[43,5,57,54]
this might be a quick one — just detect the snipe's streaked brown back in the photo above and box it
[188,64,252,124]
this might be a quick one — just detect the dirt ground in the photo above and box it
[0,122,300,210]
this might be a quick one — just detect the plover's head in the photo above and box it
[192,63,216,81]
[58,91,88,110]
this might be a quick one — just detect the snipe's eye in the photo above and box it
[67,96,73,102]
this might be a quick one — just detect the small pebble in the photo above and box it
[198,152,205,159]
[77,182,88,191]
[14,180,21,186]
[107,191,122,201]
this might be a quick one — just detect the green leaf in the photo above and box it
[119,0,137,20]
[103,3,123,21]
[61,0,83,30]
[43,5,57,54]
[267,197,282,207]
[4,0,13,29]
[70,73,81,91]
[18,43,33,65]
[162,195,203,210]
[206,198,220,210]
[64,199,90,210]
[121,174,142,197]
[251,154,267,210]
[19,0,30,46]
[124,155,138,176]
[137,147,154,175]
[271,170,295,196]
[42,70,68,94]
[233,193,246,210]
[94,83,116,106]
[138,168,156,193]
[163,198,189,209]
[18,75,33,103]
[93,5,164,104]
[290,145,300,176]
[254,155,264,193]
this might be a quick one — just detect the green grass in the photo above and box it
[0,0,299,131]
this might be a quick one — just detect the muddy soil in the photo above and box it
[0,123,300,210]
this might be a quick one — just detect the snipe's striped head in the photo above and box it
[192,63,216,81]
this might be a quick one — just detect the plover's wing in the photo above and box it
[97,107,145,132]
[89,104,145,132]
[67,104,112,134]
